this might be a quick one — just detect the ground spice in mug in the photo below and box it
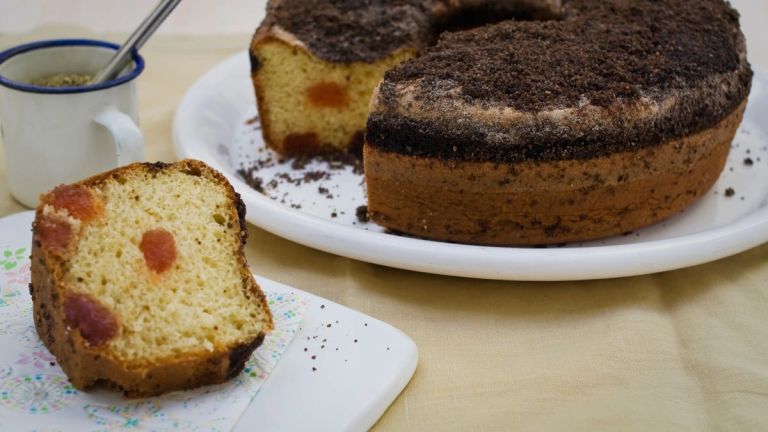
[31,73,93,87]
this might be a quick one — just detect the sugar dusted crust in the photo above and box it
[31,160,273,397]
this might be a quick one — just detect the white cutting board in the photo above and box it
[238,276,419,431]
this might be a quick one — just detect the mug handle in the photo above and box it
[94,109,144,166]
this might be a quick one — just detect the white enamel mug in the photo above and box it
[0,39,145,207]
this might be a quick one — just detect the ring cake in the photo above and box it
[251,0,752,245]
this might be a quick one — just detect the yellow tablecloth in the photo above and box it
[2,22,768,430]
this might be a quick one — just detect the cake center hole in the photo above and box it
[435,3,561,35]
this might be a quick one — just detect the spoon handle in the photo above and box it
[91,0,182,84]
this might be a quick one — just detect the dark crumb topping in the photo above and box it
[384,0,744,111]
[265,0,745,108]
[263,0,751,163]
[263,0,560,63]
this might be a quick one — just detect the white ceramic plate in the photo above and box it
[174,52,768,281]
[0,211,417,432]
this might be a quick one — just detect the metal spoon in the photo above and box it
[91,0,182,84]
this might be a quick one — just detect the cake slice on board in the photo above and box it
[30,159,273,397]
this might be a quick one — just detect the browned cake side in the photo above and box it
[31,160,273,397]
[365,101,746,245]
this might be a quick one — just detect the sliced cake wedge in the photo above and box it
[30,159,273,397]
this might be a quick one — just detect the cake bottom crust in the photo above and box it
[364,100,747,246]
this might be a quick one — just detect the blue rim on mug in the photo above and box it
[0,39,144,94]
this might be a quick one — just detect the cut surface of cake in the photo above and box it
[31,159,273,397]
